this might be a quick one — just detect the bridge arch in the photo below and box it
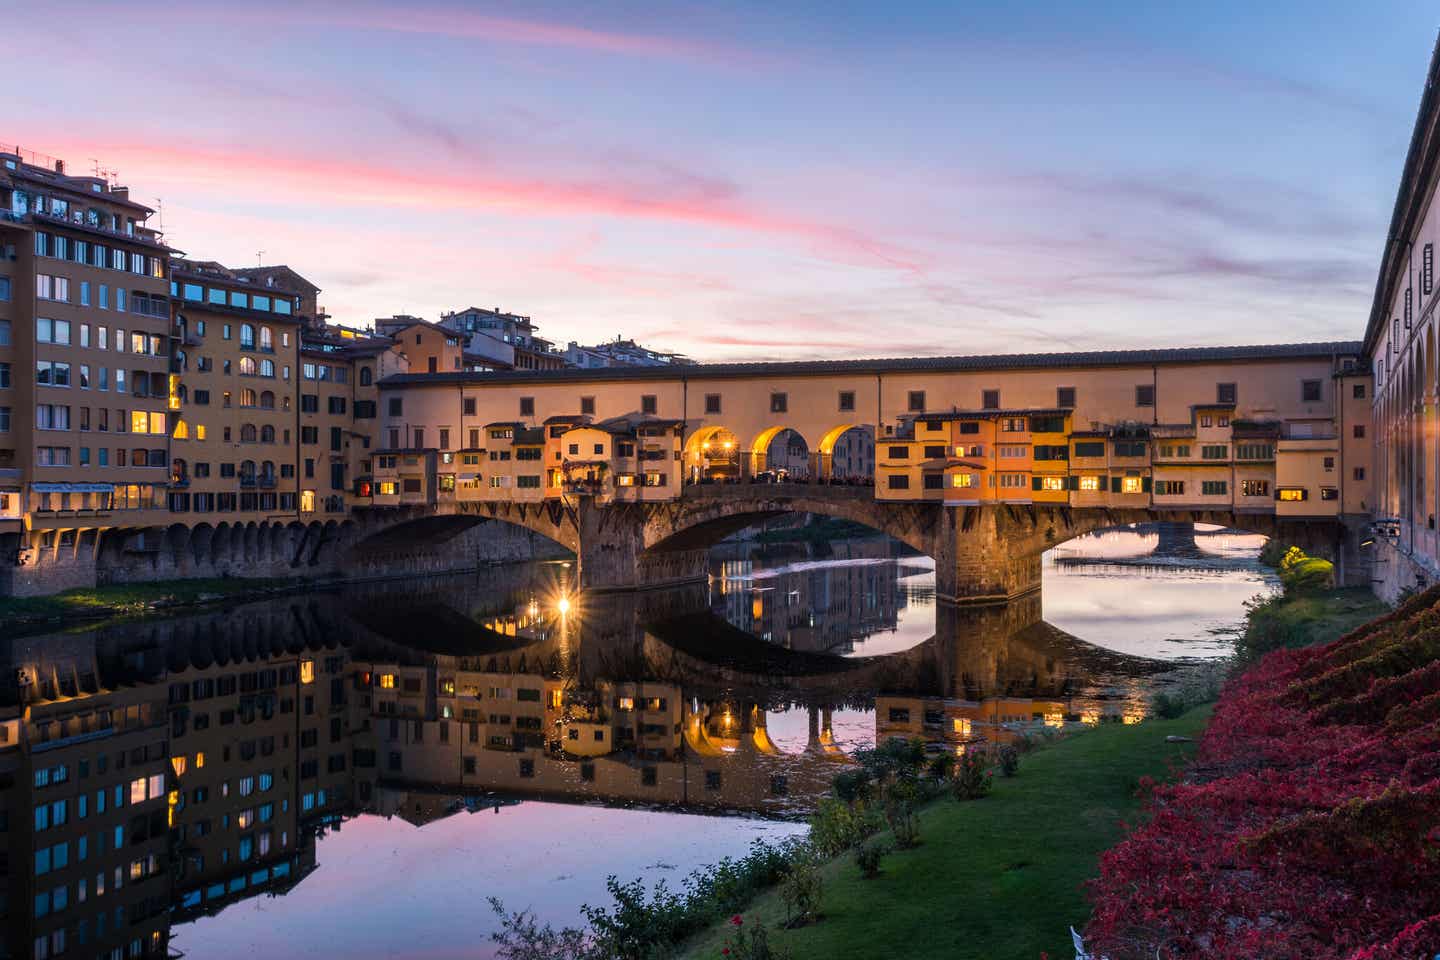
[638,486,938,557]
[816,423,874,481]
[683,425,742,483]
[747,425,811,479]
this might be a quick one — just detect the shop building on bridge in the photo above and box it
[369,342,1372,523]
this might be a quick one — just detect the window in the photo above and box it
[907,390,925,412]
[1426,243,1434,295]
[388,398,402,416]
[838,390,855,412]
[1277,487,1307,502]
[1154,479,1184,495]
[641,394,657,415]
[519,397,535,417]
[1352,383,1366,399]
[1135,384,1155,406]
[887,474,910,489]
[1039,475,1066,491]
[704,394,721,415]
[1078,475,1101,491]
[1113,440,1146,458]
[1056,386,1076,408]
[1201,480,1228,496]
[37,318,71,344]
[1301,380,1322,403]
[1353,424,1366,439]
[579,396,596,416]
[1241,479,1270,497]
[1217,382,1237,404]
[1073,441,1105,458]
[1354,466,1367,481]
[981,389,1000,409]
[1201,444,1228,460]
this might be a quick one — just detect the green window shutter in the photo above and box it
[1031,475,1042,491]
[1067,475,1079,490]
[1110,476,1122,493]
[1142,477,1152,493]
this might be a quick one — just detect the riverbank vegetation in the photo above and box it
[0,576,309,632]
[1085,583,1440,958]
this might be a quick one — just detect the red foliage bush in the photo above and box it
[1085,590,1440,960]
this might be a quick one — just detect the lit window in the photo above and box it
[618,697,635,711]
[171,757,187,777]
[1078,476,1101,492]
[1041,476,1065,491]
[1121,476,1143,493]
[129,778,147,805]
[379,674,396,690]
[951,473,977,488]
[1277,487,1307,502]
[299,660,315,685]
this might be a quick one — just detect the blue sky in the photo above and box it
[7,1,1437,359]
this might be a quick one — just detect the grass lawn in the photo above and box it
[1237,586,1388,660]
[679,707,1212,960]
[0,576,307,632]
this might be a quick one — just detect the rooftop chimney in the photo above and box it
[54,159,64,174]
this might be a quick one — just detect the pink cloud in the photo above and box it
[32,133,927,275]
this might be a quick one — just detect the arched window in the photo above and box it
[238,356,257,376]
[259,326,274,351]
[240,424,257,443]
[240,388,257,407]
[260,390,275,410]
[240,324,256,349]
[171,458,187,483]
[360,366,373,386]
[260,359,275,377]
[175,350,187,371]
[240,459,256,479]
[261,460,276,478]
[260,425,275,443]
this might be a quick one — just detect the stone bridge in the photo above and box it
[350,485,1358,604]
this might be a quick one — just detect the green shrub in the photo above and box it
[887,800,921,849]
[952,750,992,801]
[808,797,881,857]
[995,744,1020,777]
[1151,692,1188,720]
[831,768,874,803]
[853,840,889,879]
[779,854,824,926]
[927,752,955,780]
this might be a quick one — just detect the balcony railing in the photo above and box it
[239,476,257,488]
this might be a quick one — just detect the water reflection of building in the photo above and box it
[711,540,923,654]
[0,558,1178,955]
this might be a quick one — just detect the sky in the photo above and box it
[6,1,1439,361]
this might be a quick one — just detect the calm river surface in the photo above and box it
[5,523,1276,960]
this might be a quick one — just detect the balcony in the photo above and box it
[30,209,171,250]
[258,476,277,489]
[239,476,257,488]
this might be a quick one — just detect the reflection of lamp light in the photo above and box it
[723,441,734,450]
[527,600,539,618]
[557,596,571,615]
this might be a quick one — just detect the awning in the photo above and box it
[30,482,115,493]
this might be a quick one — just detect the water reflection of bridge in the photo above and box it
[0,562,1177,958]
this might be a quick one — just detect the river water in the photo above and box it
[4,523,1276,960]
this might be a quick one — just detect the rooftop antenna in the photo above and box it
[89,158,101,177]
[153,198,164,232]
[256,250,264,267]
